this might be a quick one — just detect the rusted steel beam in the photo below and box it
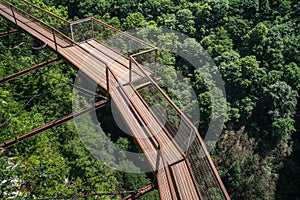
[122,184,155,200]
[0,99,109,148]
[0,29,19,37]
[0,57,59,84]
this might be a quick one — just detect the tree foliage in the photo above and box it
[1,0,299,199]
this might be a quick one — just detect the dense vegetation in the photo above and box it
[1,0,299,199]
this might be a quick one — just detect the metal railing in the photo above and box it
[3,0,71,36]
[0,0,113,71]
[106,66,178,200]
[0,1,229,198]
[68,16,158,79]
[129,55,230,199]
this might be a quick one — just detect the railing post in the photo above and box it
[91,18,95,38]
[185,128,194,158]
[52,29,58,51]
[70,23,74,42]
[154,143,161,176]
[106,67,109,93]
[154,48,158,79]
[10,5,17,25]
[129,57,132,83]
[26,1,30,14]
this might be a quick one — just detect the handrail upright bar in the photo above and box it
[52,29,57,51]
[70,23,74,42]
[185,129,194,156]
[154,48,158,78]
[91,18,94,38]
[106,66,109,93]
[130,47,158,75]
[129,58,132,83]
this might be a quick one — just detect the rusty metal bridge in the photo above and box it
[0,1,230,199]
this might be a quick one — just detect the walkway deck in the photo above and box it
[0,1,230,199]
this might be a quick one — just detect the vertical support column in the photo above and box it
[155,143,161,173]
[70,23,74,42]
[91,19,95,38]
[106,67,109,93]
[129,57,132,84]
[185,128,194,158]
[10,5,17,25]
[154,48,158,79]
[52,29,57,51]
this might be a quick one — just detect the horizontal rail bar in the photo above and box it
[70,17,91,25]
[130,47,158,58]
[0,99,109,149]
[91,17,156,49]
[22,0,71,24]
[0,28,18,37]
[122,184,155,200]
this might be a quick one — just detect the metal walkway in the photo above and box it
[0,1,230,199]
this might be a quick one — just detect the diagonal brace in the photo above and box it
[0,57,60,84]
[122,184,155,200]
[0,99,109,148]
[0,29,19,37]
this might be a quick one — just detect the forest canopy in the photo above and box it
[0,0,299,199]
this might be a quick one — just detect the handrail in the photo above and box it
[1,1,69,42]
[68,16,158,77]
[0,0,110,72]
[129,47,158,81]
[91,17,156,49]
[21,0,71,24]
[106,67,177,199]
[0,1,229,198]
[130,56,230,199]
[70,17,91,25]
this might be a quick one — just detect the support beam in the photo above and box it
[0,29,19,37]
[122,184,155,200]
[0,99,109,148]
[0,57,60,84]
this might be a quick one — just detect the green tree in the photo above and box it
[243,22,268,55]
[141,0,175,19]
[175,9,196,35]
[122,12,147,30]
[283,62,300,91]
[240,0,259,19]
[201,28,233,58]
